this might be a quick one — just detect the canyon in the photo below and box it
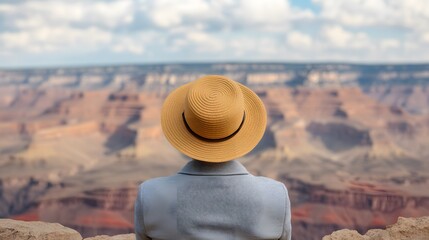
[0,63,429,240]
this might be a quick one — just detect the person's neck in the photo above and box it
[178,159,249,176]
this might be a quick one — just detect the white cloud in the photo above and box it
[145,0,312,31]
[287,31,313,48]
[314,0,388,26]
[146,0,214,28]
[230,0,314,32]
[0,0,313,57]
[321,25,371,49]
[169,31,224,53]
[228,37,283,57]
[380,38,400,49]
[232,0,290,26]
[186,32,224,52]
[0,0,429,65]
[111,33,158,54]
[0,27,112,53]
[422,33,429,44]
[1,1,134,30]
[314,0,429,32]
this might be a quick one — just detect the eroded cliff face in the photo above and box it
[365,85,429,115]
[0,177,52,217]
[37,187,137,237]
[239,87,429,240]
[0,88,185,237]
[281,176,429,240]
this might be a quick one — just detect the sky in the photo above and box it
[0,0,429,68]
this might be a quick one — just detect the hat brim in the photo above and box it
[161,81,267,162]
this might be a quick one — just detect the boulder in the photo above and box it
[323,216,429,240]
[322,229,367,240]
[385,216,429,240]
[0,219,82,240]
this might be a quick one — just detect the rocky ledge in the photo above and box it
[0,219,134,240]
[323,216,429,240]
[1,216,428,240]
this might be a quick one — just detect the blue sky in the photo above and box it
[0,0,428,68]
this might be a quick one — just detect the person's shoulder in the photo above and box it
[252,175,289,193]
[137,175,179,191]
[250,176,289,216]
[253,175,285,186]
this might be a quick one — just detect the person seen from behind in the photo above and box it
[134,75,292,240]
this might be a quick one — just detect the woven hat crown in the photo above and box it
[183,76,245,140]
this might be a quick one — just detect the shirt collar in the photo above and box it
[178,160,249,176]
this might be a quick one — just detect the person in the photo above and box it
[134,75,292,240]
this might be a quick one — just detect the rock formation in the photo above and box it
[0,219,82,240]
[323,216,429,240]
[1,217,428,240]
[0,219,136,240]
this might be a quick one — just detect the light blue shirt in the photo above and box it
[135,160,292,240]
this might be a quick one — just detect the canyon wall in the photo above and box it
[1,63,429,240]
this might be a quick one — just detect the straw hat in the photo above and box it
[161,75,267,162]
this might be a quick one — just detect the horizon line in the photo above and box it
[1,60,429,70]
